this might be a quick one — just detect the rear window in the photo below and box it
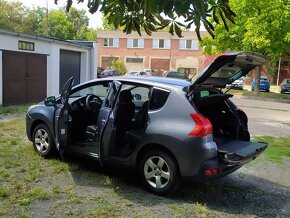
[149,88,170,110]
[211,66,242,79]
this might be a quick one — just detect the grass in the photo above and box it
[227,86,290,102]
[253,136,290,163]
[0,104,32,115]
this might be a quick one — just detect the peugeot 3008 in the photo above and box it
[26,52,267,195]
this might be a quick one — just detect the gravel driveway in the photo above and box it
[232,96,290,137]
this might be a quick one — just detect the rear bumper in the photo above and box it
[183,141,267,183]
[281,88,290,92]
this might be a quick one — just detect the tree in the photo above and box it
[111,59,127,75]
[0,0,27,32]
[58,0,236,40]
[200,0,290,92]
[22,7,45,34]
[41,10,76,40]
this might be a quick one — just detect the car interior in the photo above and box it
[66,81,151,156]
[192,88,250,146]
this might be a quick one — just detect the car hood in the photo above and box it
[192,52,266,88]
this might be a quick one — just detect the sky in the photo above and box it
[7,0,103,28]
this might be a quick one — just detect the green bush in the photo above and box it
[111,60,127,75]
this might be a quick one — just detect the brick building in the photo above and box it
[97,30,209,76]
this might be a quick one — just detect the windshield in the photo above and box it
[260,78,269,82]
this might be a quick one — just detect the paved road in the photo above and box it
[232,97,290,137]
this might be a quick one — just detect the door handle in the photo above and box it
[101,119,106,125]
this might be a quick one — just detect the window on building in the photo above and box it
[127,38,144,48]
[179,39,199,50]
[126,58,143,63]
[18,41,35,51]
[152,39,171,49]
[103,38,119,47]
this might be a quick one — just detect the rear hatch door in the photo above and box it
[218,140,267,166]
[191,52,267,88]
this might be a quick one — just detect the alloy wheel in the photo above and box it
[144,156,170,189]
[34,128,49,154]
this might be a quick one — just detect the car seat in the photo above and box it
[113,90,135,149]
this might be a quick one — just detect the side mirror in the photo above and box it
[133,93,142,101]
[44,96,56,106]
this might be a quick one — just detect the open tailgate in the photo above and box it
[218,141,267,166]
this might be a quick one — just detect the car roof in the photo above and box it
[73,76,192,92]
[120,76,191,87]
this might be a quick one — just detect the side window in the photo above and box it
[131,87,150,102]
[149,88,170,110]
[200,90,210,98]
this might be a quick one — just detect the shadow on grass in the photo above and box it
[63,154,290,218]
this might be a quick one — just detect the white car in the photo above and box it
[228,78,244,90]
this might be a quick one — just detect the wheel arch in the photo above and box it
[30,120,50,139]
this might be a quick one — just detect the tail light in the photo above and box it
[188,113,212,137]
[204,168,219,175]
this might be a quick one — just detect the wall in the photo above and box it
[98,37,205,73]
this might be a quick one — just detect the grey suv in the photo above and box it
[26,52,267,195]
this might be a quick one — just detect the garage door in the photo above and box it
[150,59,170,76]
[2,51,47,105]
[59,50,81,92]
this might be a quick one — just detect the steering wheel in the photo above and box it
[86,94,102,111]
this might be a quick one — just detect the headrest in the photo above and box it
[118,90,132,103]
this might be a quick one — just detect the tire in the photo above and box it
[139,149,180,195]
[32,123,56,157]
[266,89,270,92]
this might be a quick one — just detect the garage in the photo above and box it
[2,51,47,105]
[0,29,97,106]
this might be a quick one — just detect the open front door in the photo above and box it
[55,77,74,157]
[97,81,121,163]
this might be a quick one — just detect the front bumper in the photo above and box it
[26,113,33,141]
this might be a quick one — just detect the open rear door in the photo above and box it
[55,77,74,157]
[97,81,121,163]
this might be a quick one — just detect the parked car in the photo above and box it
[280,78,290,94]
[138,71,151,76]
[164,71,188,80]
[251,76,270,92]
[143,69,153,76]
[126,71,139,76]
[99,69,119,78]
[97,67,105,77]
[125,71,150,76]
[26,52,267,195]
[227,77,244,90]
